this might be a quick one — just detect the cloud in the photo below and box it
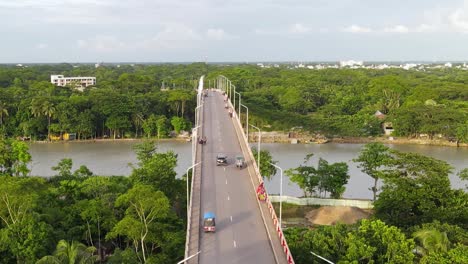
[448,5,468,33]
[290,23,310,34]
[36,43,48,49]
[205,28,233,40]
[414,23,438,33]
[343,24,372,33]
[383,25,409,33]
[77,35,126,52]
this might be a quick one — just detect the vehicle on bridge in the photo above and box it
[216,154,228,166]
[235,155,245,169]
[198,136,207,144]
[203,212,216,232]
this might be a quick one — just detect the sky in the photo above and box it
[2,0,468,62]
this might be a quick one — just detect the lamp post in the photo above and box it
[195,104,203,127]
[185,162,200,219]
[249,124,261,174]
[234,91,241,119]
[269,162,283,229]
[191,125,200,165]
[310,252,334,264]
[240,104,248,140]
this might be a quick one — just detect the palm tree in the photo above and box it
[413,229,450,256]
[0,101,8,126]
[42,101,56,141]
[30,98,55,141]
[36,240,97,264]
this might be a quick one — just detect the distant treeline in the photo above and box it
[0,63,467,142]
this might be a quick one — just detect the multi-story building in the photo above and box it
[50,75,96,91]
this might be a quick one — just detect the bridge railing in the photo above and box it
[184,76,204,264]
[220,76,295,264]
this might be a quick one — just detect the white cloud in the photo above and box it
[414,23,438,33]
[290,23,310,34]
[343,24,372,33]
[77,35,126,52]
[448,6,468,33]
[36,43,48,49]
[205,28,233,40]
[383,25,409,33]
[139,24,202,50]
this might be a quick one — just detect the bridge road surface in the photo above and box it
[198,90,277,264]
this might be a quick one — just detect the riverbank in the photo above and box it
[247,131,468,148]
[18,133,468,148]
[26,136,191,144]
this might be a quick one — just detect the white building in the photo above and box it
[50,75,96,91]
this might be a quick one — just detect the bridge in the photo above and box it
[183,76,294,264]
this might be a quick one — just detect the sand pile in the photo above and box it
[306,206,371,225]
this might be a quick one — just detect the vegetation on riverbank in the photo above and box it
[0,139,187,263]
[282,142,468,263]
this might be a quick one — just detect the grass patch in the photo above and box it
[272,202,319,218]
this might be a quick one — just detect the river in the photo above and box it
[28,141,467,199]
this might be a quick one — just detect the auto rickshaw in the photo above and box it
[203,212,216,232]
[235,155,245,169]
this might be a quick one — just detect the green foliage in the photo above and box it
[286,154,350,198]
[0,139,32,176]
[251,147,277,180]
[353,142,392,200]
[285,220,415,264]
[374,150,468,229]
[36,240,97,264]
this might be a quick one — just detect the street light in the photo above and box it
[191,125,200,165]
[234,91,241,119]
[240,103,248,139]
[185,162,200,219]
[269,162,283,229]
[179,251,201,264]
[310,252,334,264]
[249,124,261,174]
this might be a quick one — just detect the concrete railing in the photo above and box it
[269,195,374,209]
[224,85,295,264]
[185,76,204,264]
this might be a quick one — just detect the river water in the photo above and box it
[28,141,467,199]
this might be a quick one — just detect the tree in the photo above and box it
[353,142,392,201]
[36,240,97,264]
[142,114,158,138]
[156,115,169,139]
[0,101,8,127]
[373,150,461,228]
[0,177,50,262]
[52,158,73,178]
[107,184,170,263]
[286,154,350,198]
[251,148,277,180]
[342,219,415,263]
[30,98,56,141]
[106,115,131,139]
[413,229,450,256]
[0,139,32,177]
[170,116,186,134]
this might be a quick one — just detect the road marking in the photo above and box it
[233,240,237,248]
[224,167,226,172]
[225,179,228,185]
[230,216,233,222]
[227,196,230,201]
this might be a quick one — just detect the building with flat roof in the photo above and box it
[50,75,96,91]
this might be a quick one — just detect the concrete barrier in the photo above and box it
[269,195,374,209]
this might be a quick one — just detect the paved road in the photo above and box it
[198,90,276,264]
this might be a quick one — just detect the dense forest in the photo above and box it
[209,65,468,142]
[0,63,467,142]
